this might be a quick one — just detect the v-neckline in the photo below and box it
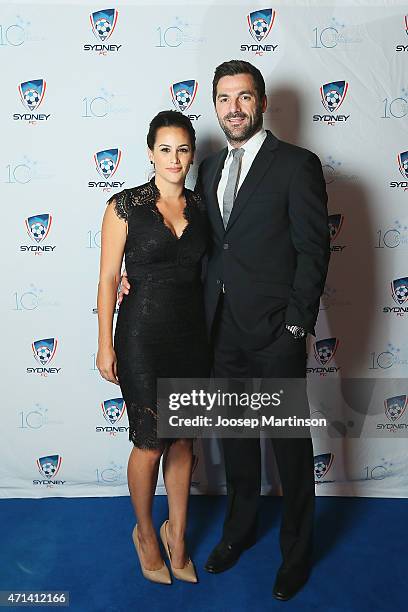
[148,177,191,241]
[154,195,189,241]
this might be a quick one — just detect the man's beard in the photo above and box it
[218,104,263,144]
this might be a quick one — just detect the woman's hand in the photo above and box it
[96,345,119,385]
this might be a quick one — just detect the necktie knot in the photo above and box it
[232,147,244,160]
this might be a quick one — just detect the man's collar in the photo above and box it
[226,126,267,154]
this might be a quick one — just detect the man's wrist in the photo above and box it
[285,324,307,339]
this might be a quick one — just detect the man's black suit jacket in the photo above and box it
[196,129,330,350]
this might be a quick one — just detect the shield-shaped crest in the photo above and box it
[95,149,121,179]
[405,15,408,35]
[37,454,62,479]
[314,453,334,480]
[101,398,126,424]
[384,395,408,422]
[328,214,344,241]
[170,80,198,113]
[25,213,52,243]
[397,151,408,179]
[314,338,338,366]
[247,8,276,42]
[32,338,57,365]
[391,277,408,305]
[90,8,118,41]
[19,79,46,111]
[320,81,348,113]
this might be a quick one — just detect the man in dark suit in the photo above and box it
[195,60,330,601]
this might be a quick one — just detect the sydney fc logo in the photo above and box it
[101,398,126,424]
[37,454,62,479]
[32,338,58,365]
[94,149,122,179]
[96,398,128,435]
[328,214,343,241]
[391,277,408,305]
[314,453,334,482]
[314,338,339,366]
[25,214,52,243]
[19,79,46,111]
[241,8,278,53]
[320,81,348,113]
[385,395,408,422]
[314,81,350,123]
[90,9,118,41]
[247,9,276,41]
[397,151,408,178]
[14,79,50,122]
[171,80,198,113]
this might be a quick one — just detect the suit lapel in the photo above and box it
[226,131,279,232]
[207,147,227,235]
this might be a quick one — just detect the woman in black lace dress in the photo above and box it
[96,111,210,584]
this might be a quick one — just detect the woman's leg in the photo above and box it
[162,439,194,568]
[127,445,164,570]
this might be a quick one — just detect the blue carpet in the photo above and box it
[0,495,406,611]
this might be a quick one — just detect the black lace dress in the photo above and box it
[106,178,210,449]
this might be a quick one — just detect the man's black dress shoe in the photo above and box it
[204,536,256,574]
[272,566,310,601]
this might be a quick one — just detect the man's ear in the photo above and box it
[262,95,267,113]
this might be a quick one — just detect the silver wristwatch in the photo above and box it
[285,324,307,339]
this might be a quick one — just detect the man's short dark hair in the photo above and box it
[212,60,266,105]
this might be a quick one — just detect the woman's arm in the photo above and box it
[96,200,127,384]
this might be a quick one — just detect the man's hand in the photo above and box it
[117,269,131,305]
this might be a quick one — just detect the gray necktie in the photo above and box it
[222,147,244,228]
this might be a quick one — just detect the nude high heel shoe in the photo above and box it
[160,520,198,583]
[132,525,172,584]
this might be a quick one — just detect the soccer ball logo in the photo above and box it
[31,222,46,240]
[328,214,343,241]
[314,453,334,480]
[95,149,121,179]
[41,461,56,477]
[95,18,111,39]
[252,18,268,40]
[175,89,191,111]
[25,214,52,243]
[385,395,407,422]
[325,90,341,110]
[99,157,115,178]
[24,88,40,110]
[37,346,51,364]
[398,151,408,179]
[102,398,126,425]
[37,455,62,480]
[32,338,57,366]
[90,9,118,41]
[171,80,198,113]
[247,9,276,42]
[314,338,338,366]
[19,79,46,111]
[391,277,408,305]
[320,81,348,113]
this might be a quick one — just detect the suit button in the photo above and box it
[223,243,229,250]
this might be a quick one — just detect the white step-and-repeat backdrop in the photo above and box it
[2,1,408,498]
